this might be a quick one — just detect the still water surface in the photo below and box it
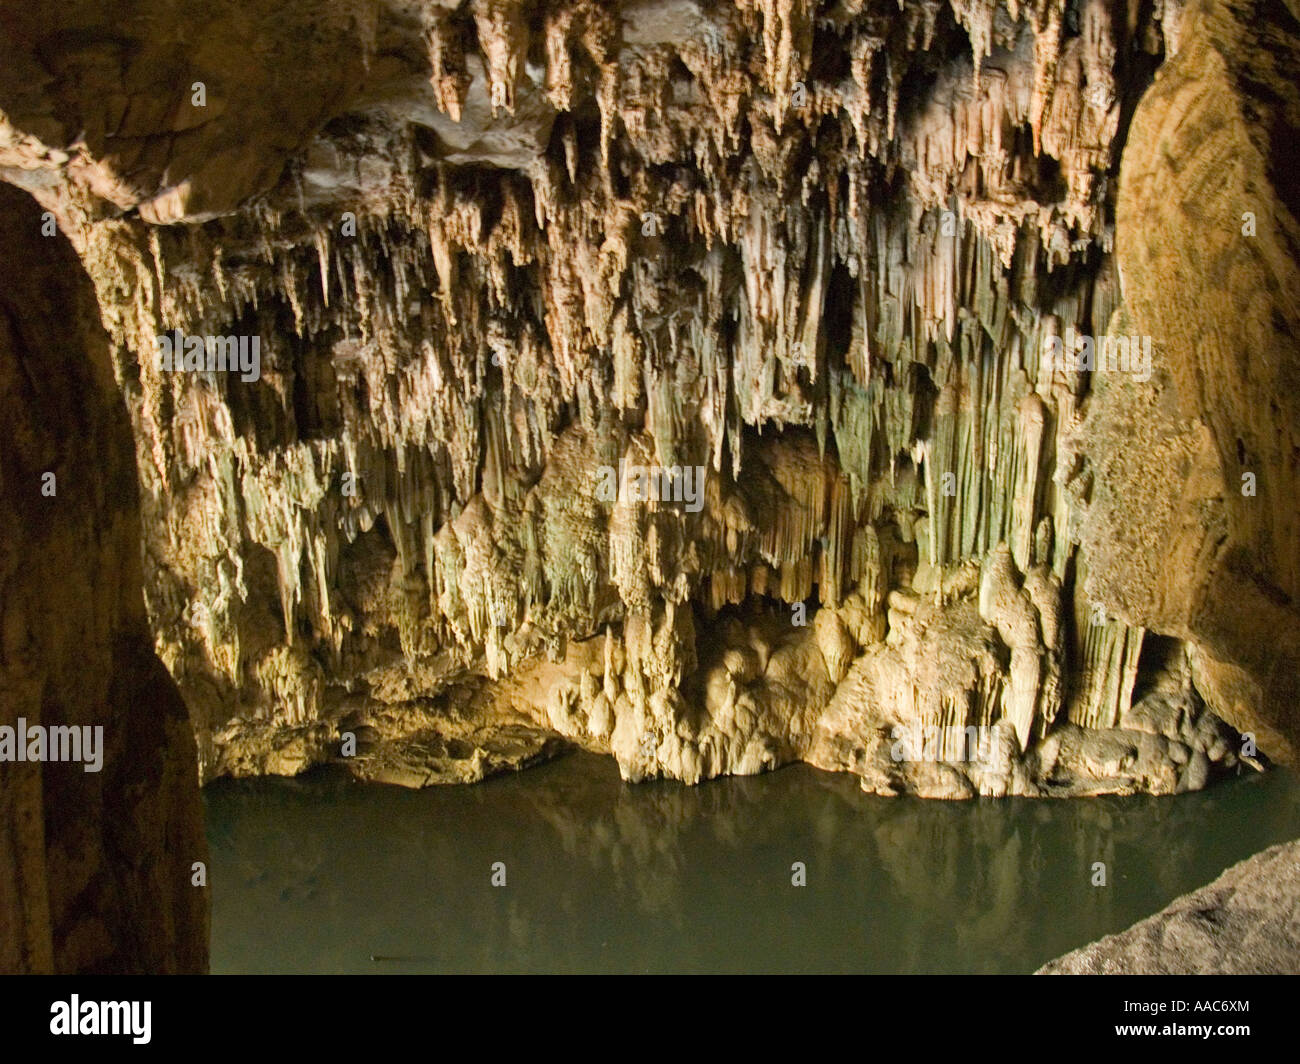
[205,753,1300,973]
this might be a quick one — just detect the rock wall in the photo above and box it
[0,0,1293,798]
[1039,836,1300,974]
[0,185,208,972]
[1104,0,1300,764]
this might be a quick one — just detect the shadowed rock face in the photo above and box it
[0,0,1295,803]
[0,184,208,973]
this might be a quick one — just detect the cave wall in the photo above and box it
[0,0,1294,798]
[0,184,208,973]
[1101,0,1300,763]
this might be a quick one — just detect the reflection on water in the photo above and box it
[205,753,1300,973]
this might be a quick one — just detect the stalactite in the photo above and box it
[7,0,1229,795]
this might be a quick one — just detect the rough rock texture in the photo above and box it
[0,0,1292,796]
[1039,837,1300,974]
[0,185,208,973]
[1103,0,1300,765]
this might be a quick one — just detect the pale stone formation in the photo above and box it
[1106,0,1300,764]
[1039,838,1300,974]
[0,0,1292,798]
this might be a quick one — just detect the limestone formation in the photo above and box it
[1106,0,1300,764]
[0,0,1295,805]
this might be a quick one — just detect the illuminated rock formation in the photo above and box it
[0,0,1293,799]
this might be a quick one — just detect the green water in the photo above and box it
[204,753,1300,974]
